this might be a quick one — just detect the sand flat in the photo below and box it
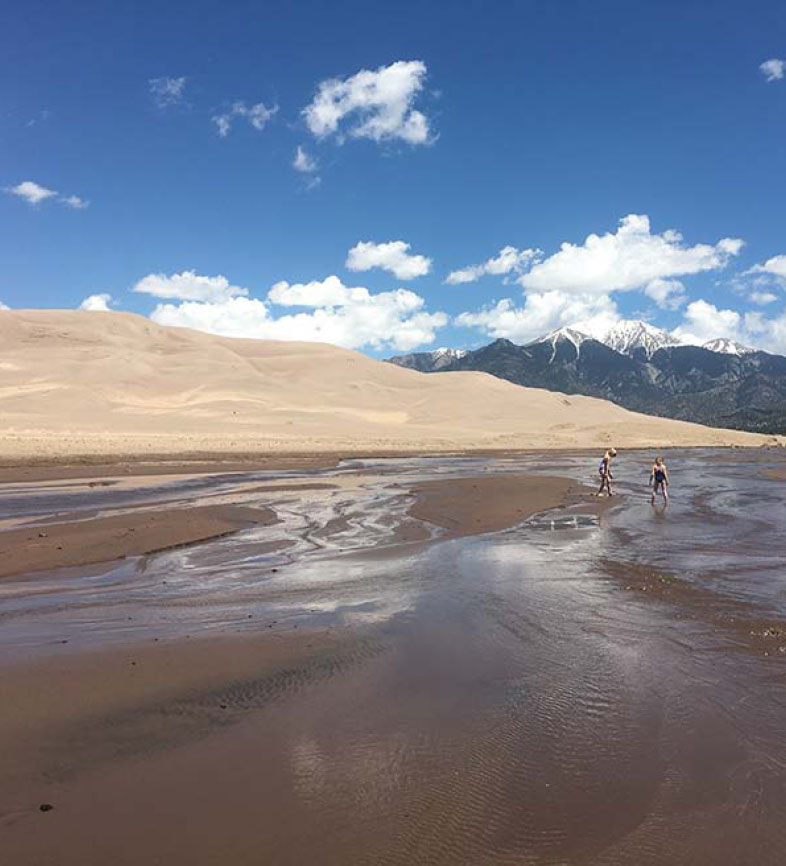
[4,452,786,863]
[0,504,277,579]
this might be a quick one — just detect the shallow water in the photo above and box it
[3,450,786,864]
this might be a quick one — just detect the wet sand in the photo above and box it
[3,451,786,864]
[0,503,277,580]
[408,473,586,537]
[0,455,338,484]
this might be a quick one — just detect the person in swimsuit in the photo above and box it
[650,456,669,505]
[596,447,617,496]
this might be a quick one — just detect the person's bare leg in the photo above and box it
[662,485,669,505]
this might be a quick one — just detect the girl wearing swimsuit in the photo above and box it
[650,456,669,505]
[596,448,617,496]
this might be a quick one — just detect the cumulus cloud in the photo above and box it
[446,246,542,285]
[674,300,745,345]
[6,180,57,205]
[456,291,619,344]
[672,299,786,354]
[760,59,786,82]
[644,278,687,310]
[5,180,89,209]
[346,240,431,280]
[212,101,278,137]
[748,254,786,280]
[132,270,249,303]
[147,273,447,352]
[303,60,431,145]
[79,293,112,311]
[268,275,369,307]
[149,76,187,108]
[0,301,9,310]
[518,215,743,295]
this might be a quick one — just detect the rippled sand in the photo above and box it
[2,451,786,864]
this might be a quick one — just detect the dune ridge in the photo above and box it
[0,309,781,460]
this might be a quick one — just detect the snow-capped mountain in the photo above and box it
[530,327,591,358]
[429,346,467,363]
[385,326,786,433]
[596,320,683,358]
[386,347,467,372]
[530,320,682,360]
[701,338,754,356]
[429,347,468,368]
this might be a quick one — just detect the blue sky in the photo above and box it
[3,0,786,354]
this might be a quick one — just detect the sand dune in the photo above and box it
[0,310,781,460]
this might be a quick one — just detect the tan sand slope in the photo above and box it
[0,310,781,459]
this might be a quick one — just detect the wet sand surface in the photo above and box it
[2,450,786,864]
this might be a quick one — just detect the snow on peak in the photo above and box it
[529,327,591,363]
[598,320,682,358]
[429,347,467,369]
[432,347,467,359]
[534,326,591,350]
[701,338,755,356]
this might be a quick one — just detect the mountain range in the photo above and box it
[388,321,786,434]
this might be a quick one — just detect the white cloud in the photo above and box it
[446,246,542,285]
[213,115,231,137]
[748,254,786,280]
[456,291,619,344]
[303,60,431,145]
[673,299,786,354]
[0,301,9,310]
[268,275,369,307]
[60,194,89,209]
[79,293,112,311]
[5,180,89,209]
[6,180,57,205]
[518,214,743,295]
[149,76,187,108]
[293,146,320,188]
[346,240,431,280]
[148,273,447,352]
[644,277,687,310]
[674,299,744,345]
[212,101,278,137]
[750,290,778,305]
[132,270,249,303]
[760,59,786,82]
[293,146,318,173]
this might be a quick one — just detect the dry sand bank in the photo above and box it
[1,309,781,461]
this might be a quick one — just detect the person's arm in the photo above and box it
[663,466,669,485]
